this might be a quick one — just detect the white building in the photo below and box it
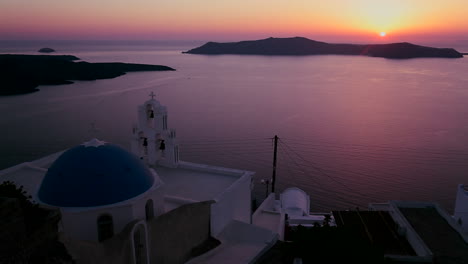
[252,187,335,241]
[454,184,468,234]
[0,94,277,264]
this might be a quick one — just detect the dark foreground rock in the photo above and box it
[184,37,463,59]
[38,47,56,53]
[0,54,175,95]
[0,181,74,263]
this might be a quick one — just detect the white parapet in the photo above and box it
[454,184,468,233]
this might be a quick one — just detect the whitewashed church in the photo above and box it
[0,95,278,264]
[2,94,468,264]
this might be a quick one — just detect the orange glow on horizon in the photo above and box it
[0,0,467,42]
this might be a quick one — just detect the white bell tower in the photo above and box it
[131,92,179,168]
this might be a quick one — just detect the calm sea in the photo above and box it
[1,40,468,213]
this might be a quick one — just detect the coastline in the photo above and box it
[0,54,175,96]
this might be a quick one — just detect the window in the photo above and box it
[97,214,114,242]
[145,199,154,220]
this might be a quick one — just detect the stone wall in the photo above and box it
[148,200,214,264]
[60,200,214,264]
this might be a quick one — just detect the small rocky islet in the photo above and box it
[38,48,56,53]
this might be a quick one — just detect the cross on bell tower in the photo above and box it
[149,92,156,100]
[88,122,100,138]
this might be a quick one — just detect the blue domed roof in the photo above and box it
[38,139,154,207]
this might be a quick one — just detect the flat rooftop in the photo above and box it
[155,163,241,202]
[0,151,250,212]
[0,151,64,199]
[399,206,468,264]
[252,195,283,238]
[187,220,278,264]
[333,210,416,256]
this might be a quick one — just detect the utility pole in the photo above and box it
[272,135,278,193]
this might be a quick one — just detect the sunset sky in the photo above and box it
[1,0,467,44]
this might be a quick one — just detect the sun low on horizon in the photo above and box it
[0,0,467,43]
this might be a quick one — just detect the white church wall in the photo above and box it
[153,187,166,216]
[55,170,165,242]
[61,204,134,241]
[132,186,166,221]
[132,194,150,221]
[211,172,253,237]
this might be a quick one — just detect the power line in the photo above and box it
[279,142,468,166]
[281,149,465,185]
[176,135,463,211]
[279,139,380,204]
[282,142,468,162]
[277,142,351,204]
[278,139,368,208]
[281,138,468,156]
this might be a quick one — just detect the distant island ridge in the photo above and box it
[0,54,175,95]
[183,37,463,59]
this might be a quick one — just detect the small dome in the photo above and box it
[38,139,154,207]
[281,187,310,216]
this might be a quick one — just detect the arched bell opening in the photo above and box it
[146,104,155,127]
[138,131,148,157]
